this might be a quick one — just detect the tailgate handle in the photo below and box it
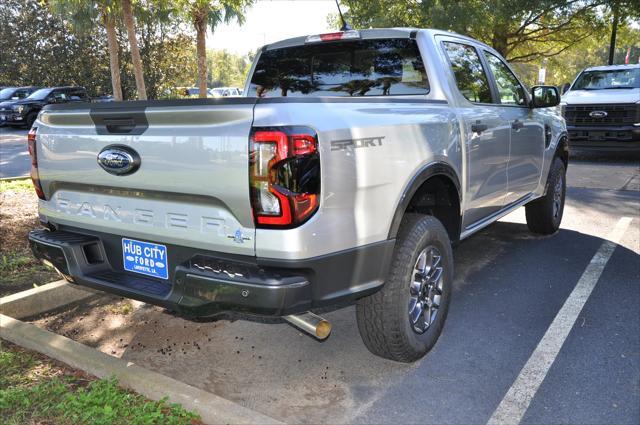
[104,118,136,134]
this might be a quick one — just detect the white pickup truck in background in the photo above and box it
[561,64,640,151]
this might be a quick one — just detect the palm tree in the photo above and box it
[48,0,123,101]
[121,0,147,100]
[185,0,252,98]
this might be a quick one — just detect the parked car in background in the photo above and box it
[561,64,640,151]
[0,86,39,101]
[172,87,204,98]
[94,95,114,103]
[209,87,241,97]
[0,86,89,128]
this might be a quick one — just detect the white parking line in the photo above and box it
[487,216,633,425]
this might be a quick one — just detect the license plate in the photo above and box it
[122,238,168,280]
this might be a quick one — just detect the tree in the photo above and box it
[121,0,147,99]
[1,0,201,100]
[207,49,251,88]
[135,2,199,99]
[339,0,605,63]
[604,0,640,65]
[0,0,112,96]
[181,0,252,98]
[47,0,124,101]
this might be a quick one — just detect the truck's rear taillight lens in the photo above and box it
[27,127,46,200]
[250,128,320,228]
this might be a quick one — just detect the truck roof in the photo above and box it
[264,28,492,52]
[582,64,640,71]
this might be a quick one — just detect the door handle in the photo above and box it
[511,119,524,131]
[471,121,488,134]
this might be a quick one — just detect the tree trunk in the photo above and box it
[608,0,619,65]
[492,24,509,59]
[121,0,147,100]
[195,12,208,99]
[104,14,123,101]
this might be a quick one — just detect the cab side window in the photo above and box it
[484,52,527,106]
[68,89,87,101]
[443,41,492,103]
[51,90,67,102]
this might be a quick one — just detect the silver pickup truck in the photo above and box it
[28,28,568,362]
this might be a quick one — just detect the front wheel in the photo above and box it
[356,214,453,362]
[25,112,37,129]
[525,157,566,235]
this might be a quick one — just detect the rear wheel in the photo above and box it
[356,214,453,362]
[525,157,566,235]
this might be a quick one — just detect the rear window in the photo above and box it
[248,38,429,97]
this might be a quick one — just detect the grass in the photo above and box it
[0,343,202,425]
[0,251,34,274]
[0,248,58,297]
[105,301,134,316]
[0,178,33,194]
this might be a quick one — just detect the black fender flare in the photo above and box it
[387,161,462,239]
[555,132,569,166]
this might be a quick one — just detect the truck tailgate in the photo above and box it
[36,99,257,256]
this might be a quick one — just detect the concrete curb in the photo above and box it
[0,280,100,319]
[1,314,283,425]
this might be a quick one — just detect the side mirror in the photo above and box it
[531,85,560,108]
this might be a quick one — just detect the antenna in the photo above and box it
[335,0,352,31]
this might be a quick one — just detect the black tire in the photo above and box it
[525,157,566,235]
[356,214,453,362]
[25,112,37,128]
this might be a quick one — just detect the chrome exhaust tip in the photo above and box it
[284,312,332,340]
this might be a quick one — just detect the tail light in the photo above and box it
[250,127,320,228]
[27,127,46,200]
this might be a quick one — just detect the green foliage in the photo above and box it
[0,179,33,194]
[0,349,38,388]
[0,0,112,96]
[337,0,640,86]
[1,0,199,99]
[0,252,33,274]
[135,11,199,99]
[1,377,200,424]
[340,0,606,61]
[207,49,251,88]
[0,348,201,425]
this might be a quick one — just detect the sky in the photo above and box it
[208,0,339,56]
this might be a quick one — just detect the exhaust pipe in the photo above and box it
[284,312,332,340]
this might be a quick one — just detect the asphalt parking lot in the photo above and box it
[23,144,638,424]
[0,127,30,178]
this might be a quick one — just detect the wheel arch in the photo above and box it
[555,132,569,169]
[387,162,462,242]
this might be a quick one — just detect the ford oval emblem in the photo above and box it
[97,145,140,176]
[589,110,608,118]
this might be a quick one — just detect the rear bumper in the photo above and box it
[29,227,394,318]
[567,125,640,150]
